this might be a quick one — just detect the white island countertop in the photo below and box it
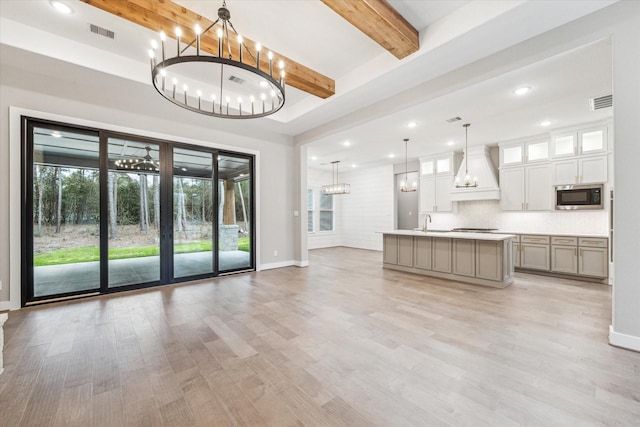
[379,230,516,241]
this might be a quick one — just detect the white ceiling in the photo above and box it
[0,0,616,170]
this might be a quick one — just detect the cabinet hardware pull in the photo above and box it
[574,248,577,256]
[583,240,601,244]
[580,249,583,257]
[574,176,578,184]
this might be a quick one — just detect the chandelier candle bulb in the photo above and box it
[268,51,273,76]
[172,78,177,98]
[197,90,202,109]
[175,27,182,56]
[195,25,201,55]
[160,69,166,91]
[160,31,166,62]
[217,28,223,57]
[255,43,261,68]
[237,35,243,63]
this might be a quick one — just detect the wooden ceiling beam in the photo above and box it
[80,0,335,99]
[321,0,419,59]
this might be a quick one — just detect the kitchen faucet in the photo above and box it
[422,214,431,232]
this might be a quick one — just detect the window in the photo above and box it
[307,188,314,232]
[319,193,334,231]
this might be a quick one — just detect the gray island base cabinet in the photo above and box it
[381,231,515,288]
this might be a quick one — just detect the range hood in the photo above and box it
[450,146,500,201]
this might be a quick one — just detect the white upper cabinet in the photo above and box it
[553,156,607,185]
[579,128,607,155]
[419,152,461,176]
[551,125,608,159]
[500,140,549,167]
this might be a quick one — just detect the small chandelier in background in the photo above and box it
[400,138,417,192]
[322,161,350,195]
[147,0,285,119]
[114,146,159,172]
[455,123,478,188]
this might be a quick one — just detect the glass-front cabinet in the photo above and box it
[551,126,607,158]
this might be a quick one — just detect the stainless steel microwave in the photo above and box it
[555,184,603,210]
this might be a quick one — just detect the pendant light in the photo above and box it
[400,138,417,192]
[455,123,478,188]
[322,161,350,195]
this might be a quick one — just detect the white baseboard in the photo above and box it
[294,260,309,267]
[609,325,640,352]
[0,302,17,312]
[258,260,295,271]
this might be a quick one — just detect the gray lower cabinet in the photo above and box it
[513,243,521,268]
[520,235,551,271]
[453,239,475,277]
[432,238,452,273]
[551,245,578,274]
[476,240,503,281]
[414,236,432,270]
[579,246,608,277]
[521,244,551,271]
[383,234,398,265]
[397,236,414,267]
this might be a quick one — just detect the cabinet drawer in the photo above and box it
[521,235,550,244]
[551,236,577,246]
[578,237,608,248]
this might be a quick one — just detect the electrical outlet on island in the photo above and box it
[273,250,278,257]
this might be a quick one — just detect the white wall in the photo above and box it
[339,165,395,251]
[0,63,296,308]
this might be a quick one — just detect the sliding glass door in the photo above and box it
[23,119,255,306]
[173,146,215,278]
[28,125,101,298]
[107,138,162,288]
[218,153,253,272]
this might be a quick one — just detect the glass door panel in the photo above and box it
[173,147,214,278]
[31,126,100,297]
[218,154,252,272]
[107,138,161,287]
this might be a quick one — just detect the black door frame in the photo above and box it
[21,116,256,306]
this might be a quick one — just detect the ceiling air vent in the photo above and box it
[589,94,612,111]
[89,23,115,40]
[228,75,245,84]
[446,116,462,123]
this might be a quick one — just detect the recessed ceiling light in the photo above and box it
[514,86,531,96]
[447,140,455,146]
[311,156,317,160]
[388,153,395,159]
[351,164,357,168]
[50,0,73,14]
[407,121,417,128]
[540,120,551,127]
[343,141,351,147]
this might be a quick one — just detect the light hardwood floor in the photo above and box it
[1,247,639,426]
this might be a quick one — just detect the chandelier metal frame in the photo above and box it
[148,0,285,119]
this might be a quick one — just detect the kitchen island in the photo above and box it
[381,230,516,288]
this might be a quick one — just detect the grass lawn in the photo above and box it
[34,237,250,266]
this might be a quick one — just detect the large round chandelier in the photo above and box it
[147,0,285,119]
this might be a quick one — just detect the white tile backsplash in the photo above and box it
[423,199,609,235]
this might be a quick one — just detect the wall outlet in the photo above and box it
[0,280,2,290]
[273,250,278,257]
